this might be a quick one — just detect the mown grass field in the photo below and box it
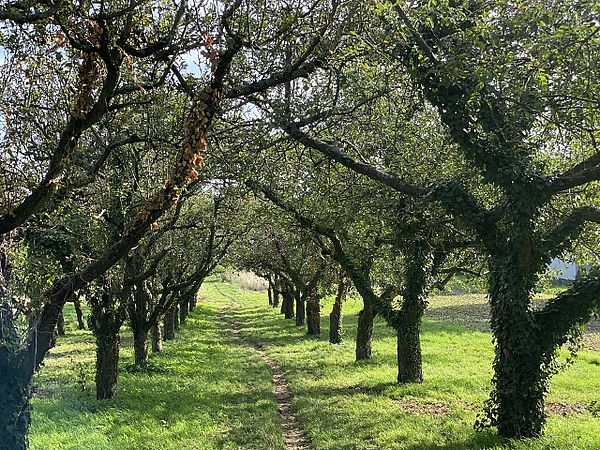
[203,279,600,450]
[30,278,600,449]
[29,299,283,450]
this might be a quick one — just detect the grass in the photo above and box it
[201,279,600,450]
[29,299,284,450]
[29,279,600,449]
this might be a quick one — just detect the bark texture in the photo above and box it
[133,328,149,366]
[329,279,348,344]
[151,323,162,353]
[356,302,374,360]
[95,331,120,400]
[306,297,320,336]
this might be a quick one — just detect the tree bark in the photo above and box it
[95,330,120,400]
[179,297,189,324]
[306,296,320,336]
[356,302,374,361]
[89,288,123,400]
[267,277,273,307]
[56,311,65,336]
[0,371,30,450]
[272,274,280,308]
[281,287,294,319]
[73,298,85,330]
[174,303,180,331]
[395,246,429,384]
[163,307,176,341]
[133,327,149,366]
[397,327,422,383]
[329,279,348,344]
[295,290,305,326]
[151,323,162,353]
[488,250,546,438]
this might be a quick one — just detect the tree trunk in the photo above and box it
[281,288,294,319]
[174,304,180,331]
[56,311,65,336]
[133,327,149,366]
[267,278,273,307]
[74,298,85,330]
[163,307,176,341]
[397,327,422,383]
[487,251,546,438]
[329,280,347,344]
[95,330,120,400]
[0,377,30,450]
[151,323,162,353]
[272,275,280,308]
[356,302,374,361]
[89,288,123,400]
[306,297,320,336]
[396,247,429,384]
[179,297,189,324]
[295,290,305,326]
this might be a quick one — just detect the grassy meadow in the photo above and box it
[29,298,283,450]
[29,278,600,449]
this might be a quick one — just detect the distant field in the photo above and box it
[427,294,600,351]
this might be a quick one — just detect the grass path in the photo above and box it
[218,300,311,450]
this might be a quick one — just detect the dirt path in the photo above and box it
[218,303,311,450]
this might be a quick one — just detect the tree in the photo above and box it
[275,0,600,438]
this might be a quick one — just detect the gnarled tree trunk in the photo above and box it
[397,327,422,383]
[0,303,30,450]
[133,327,149,366]
[151,323,162,353]
[356,302,374,361]
[272,274,280,308]
[163,306,176,341]
[329,279,348,344]
[174,304,180,331]
[73,297,85,330]
[0,371,30,450]
[89,288,124,400]
[487,247,546,438]
[281,287,294,319]
[95,330,120,400]
[295,290,305,326]
[396,246,430,384]
[56,312,65,336]
[179,297,189,325]
[306,296,320,336]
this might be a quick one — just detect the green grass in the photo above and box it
[29,299,284,450]
[30,280,600,449]
[202,279,600,450]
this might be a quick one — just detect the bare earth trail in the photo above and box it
[214,288,311,450]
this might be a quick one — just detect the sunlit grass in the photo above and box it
[30,299,284,450]
[29,279,600,449]
[202,279,600,450]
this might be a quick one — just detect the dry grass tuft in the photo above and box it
[221,270,268,291]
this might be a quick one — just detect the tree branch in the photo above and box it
[535,273,600,349]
